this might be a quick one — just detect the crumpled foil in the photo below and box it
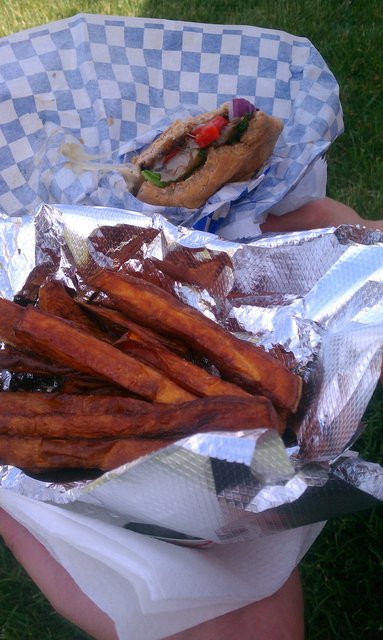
[0,204,382,543]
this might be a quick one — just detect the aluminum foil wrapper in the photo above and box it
[0,204,382,544]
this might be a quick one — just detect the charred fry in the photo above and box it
[79,301,189,355]
[58,373,129,395]
[88,270,302,412]
[0,343,72,376]
[0,298,25,347]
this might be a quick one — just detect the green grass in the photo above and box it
[301,386,383,640]
[0,0,382,221]
[1,1,383,639]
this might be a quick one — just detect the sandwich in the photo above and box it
[133,98,284,209]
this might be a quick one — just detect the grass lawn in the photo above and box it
[0,1,382,639]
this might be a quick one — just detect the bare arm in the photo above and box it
[261,198,383,233]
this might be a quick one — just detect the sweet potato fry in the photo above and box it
[0,298,25,347]
[13,264,53,306]
[151,248,232,292]
[0,392,282,437]
[88,271,302,412]
[0,435,170,471]
[38,279,109,341]
[115,335,252,398]
[78,301,189,355]
[14,306,195,403]
[58,373,129,395]
[0,343,72,376]
[0,391,145,417]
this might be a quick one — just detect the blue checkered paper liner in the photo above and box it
[0,14,343,233]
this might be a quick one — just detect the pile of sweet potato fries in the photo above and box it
[0,270,302,473]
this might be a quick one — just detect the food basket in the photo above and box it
[0,14,342,235]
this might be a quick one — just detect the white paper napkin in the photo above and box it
[0,488,324,639]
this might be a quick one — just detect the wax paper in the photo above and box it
[0,14,341,233]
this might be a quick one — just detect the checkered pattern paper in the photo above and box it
[0,14,343,233]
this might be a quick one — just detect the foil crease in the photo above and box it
[1,204,382,543]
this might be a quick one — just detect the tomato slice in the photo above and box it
[209,115,229,130]
[194,125,219,148]
[192,116,229,148]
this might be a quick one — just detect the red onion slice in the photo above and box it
[228,98,255,120]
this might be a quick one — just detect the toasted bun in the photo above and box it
[135,108,283,210]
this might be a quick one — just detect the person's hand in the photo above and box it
[166,566,304,640]
[0,507,304,640]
